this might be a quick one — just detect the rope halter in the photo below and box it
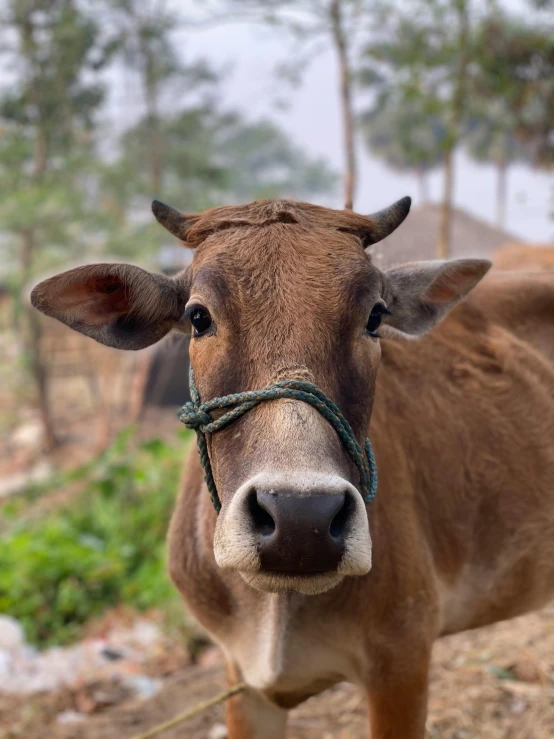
[178,366,378,513]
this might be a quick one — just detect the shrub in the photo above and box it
[0,428,193,647]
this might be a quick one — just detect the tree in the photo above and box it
[361,1,552,240]
[438,0,470,259]
[227,0,365,209]
[100,7,336,256]
[0,0,110,451]
[472,11,553,171]
[359,92,446,204]
[103,0,335,221]
[0,0,109,273]
[105,103,335,242]
[464,105,524,228]
[465,8,553,227]
[329,0,359,209]
[360,0,473,257]
[104,0,218,195]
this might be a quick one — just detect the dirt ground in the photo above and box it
[5,606,551,739]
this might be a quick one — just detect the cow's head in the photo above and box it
[31,199,490,595]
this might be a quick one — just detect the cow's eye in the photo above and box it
[366,302,389,337]
[188,306,213,336]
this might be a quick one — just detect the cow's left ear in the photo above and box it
[31,263,188,350]
[382,259,492,337]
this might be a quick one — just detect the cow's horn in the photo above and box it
[364,196,412,246]
[152,200,190,241]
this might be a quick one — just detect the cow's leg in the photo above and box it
[366,655,430,739]
[225,663,287,739]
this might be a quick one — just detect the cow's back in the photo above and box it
[373,272,554,635]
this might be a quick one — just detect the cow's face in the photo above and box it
[31,199,490,595]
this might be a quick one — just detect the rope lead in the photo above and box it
[131,682,246,739]
[178,366,378,513]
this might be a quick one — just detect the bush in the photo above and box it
[0,428,193,647]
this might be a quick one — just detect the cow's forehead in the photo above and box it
[187,221,380,313]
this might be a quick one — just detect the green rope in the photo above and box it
[178,366,378,513]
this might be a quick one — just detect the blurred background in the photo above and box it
[0,1,553,737]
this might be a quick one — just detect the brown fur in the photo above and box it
[493,242,554,272]
[167,201,554,738]
[31,199,554,738]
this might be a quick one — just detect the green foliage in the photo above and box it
[1,0,110,147]
[0,1,107,276]
[0,429,194,647]
[359,0,467,165]
[360,92,446,177]
[464,105,523,167]
[113,105,334,210]
[0,0,336,280]
[470,11,553,168]
[360,1,553,176]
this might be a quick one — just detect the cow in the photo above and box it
[493,242,554,272]
[31,198,554,739]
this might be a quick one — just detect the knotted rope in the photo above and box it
[178,366,378,513]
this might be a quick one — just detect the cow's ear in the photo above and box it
[31,263,188,349]
[382,259,491,337]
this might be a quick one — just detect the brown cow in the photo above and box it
[31,198,554,739]
[493,242,554,272]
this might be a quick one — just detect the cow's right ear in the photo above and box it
[382,259,491,337]
[31,263,188,350]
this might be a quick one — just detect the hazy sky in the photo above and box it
[179,12,553,243]
[6,2,546,243]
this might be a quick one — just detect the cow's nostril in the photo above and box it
[329,494,353,540]
[248,491,276,537]
[250,489,349,574]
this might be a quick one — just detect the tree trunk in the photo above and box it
[18,11,57,453]
[437,0,470,259]
[145,79,163,193]
[330,0,356,211]
[438,152,454,259]
[127,351,153,424]
[496,141,508,228]
[32,118,47,179]
[496,161,507,229]
[21,16,47,179]
[417,167,429,204]
[21,230,57,454]
[138,17,163,194]
[27,310,57,454]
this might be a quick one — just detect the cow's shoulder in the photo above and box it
[377,270,554,403]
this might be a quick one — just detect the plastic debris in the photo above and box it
[0,616,165,697]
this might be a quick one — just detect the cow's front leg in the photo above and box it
[225,662,287,739]
[366,654,431,739]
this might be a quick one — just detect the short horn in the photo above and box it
[364,196,412,246]
[152,200,190,241]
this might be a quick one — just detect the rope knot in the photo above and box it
[178,403,212,430]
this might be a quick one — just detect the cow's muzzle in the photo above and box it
[213,473,372,595]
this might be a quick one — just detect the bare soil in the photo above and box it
[4,607,552,739]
